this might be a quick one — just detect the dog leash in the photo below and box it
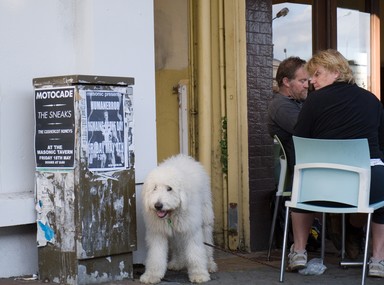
[164,220,279,269]
[203,242,280,269]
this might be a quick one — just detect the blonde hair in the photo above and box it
[306,49,355,84]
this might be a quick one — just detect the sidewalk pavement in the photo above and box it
[1,244,383,285]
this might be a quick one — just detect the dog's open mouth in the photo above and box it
[156,210,170,219]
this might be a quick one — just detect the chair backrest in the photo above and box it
[290,136,371,213]
[274,135,288,196]
[274,135,287,161]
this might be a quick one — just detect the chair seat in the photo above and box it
[286,184,384,215]
[285,200,375,214]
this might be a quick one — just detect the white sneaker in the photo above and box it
[368,258,384,278]
[287,244,307,271]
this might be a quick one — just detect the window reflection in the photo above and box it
[272,2,312,90]
[272,3,312,62]
[337,8,370,90]
[273,1,373,92]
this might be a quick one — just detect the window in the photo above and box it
[337,8,370,90]
[272,0,378,94]
[272,2,312,62]
[272,1,312,89]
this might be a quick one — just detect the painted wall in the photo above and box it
[0,0,156,277]
[154,0,189,162]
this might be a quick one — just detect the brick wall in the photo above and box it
[246,0,275,251]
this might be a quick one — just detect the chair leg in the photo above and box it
[279,206,290,282]
[321,213,327,263]
[267,195,281,261]
[361,213,371,285]
[342,213,346,261]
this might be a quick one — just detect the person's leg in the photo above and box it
[287,211,314,271]
[368,165,384,277]
[368,221,384,278]
[370,165,384,261]
[291,211,314,251]
[371,221,384,260]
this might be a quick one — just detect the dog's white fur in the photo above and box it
[139,154,217,284]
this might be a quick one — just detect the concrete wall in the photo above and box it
[0,0,156,277]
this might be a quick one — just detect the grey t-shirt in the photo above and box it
[267,92,303,174]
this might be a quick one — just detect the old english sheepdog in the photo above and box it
[139,154,217,284]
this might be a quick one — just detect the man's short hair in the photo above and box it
[276,56,306,87]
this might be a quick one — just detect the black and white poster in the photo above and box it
[34,87,75,169]
[85,91,125,170]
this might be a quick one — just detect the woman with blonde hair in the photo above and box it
[287,49,384,278]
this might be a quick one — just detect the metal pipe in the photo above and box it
[218,0,229,249]
[196,0,212,173]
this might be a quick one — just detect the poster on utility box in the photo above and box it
[84,90,125,171]
[34,87,75,169]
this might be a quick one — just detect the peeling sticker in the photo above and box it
[113,196,124,215]
[35,172,75,250]
[78,265,110,284]
[38,220,55,242]
[119,261,129,278]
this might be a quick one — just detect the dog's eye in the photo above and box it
[153,185,157,191]
[167,186,172,192]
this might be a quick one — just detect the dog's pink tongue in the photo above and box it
[156,210,167,218]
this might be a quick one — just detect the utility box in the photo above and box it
[33,75,135,284]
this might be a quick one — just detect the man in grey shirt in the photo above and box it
[268,56,309,174]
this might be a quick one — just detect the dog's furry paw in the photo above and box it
[208,261,218,273]
[139,273,162,284]
[188,272,211,283]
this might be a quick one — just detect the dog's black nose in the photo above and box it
[154,202,163,210]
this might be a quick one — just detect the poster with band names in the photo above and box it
[85,91,126,171]
[34,87,75,169]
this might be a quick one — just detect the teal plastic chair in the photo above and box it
[279,136,384,285]
[267,135,291,261]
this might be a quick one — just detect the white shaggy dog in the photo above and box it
[140,154,217,284]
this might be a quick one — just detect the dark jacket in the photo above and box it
[294,82,384,159]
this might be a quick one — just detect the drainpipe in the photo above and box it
[218,0,229,249]
[197,0,212,172]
